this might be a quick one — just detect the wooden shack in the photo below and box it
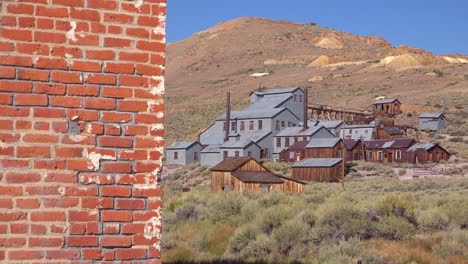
[278,140,309,162]
[344,139,363,162]
[375,126,406,140]
[373,98,402,116]
[304,138,344,159]
[210,157,305,193]
[292,158,344,182]
[407,143,451,164]
[363,139,416,164]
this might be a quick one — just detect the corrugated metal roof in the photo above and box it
[363,139,415,149]
[292,158,342,168]
[383,126,405,135]
[407,143,436,152]
[167,140,200,150]
[253,87,301,96]
[216,107,288,121]
[244,95,292,111]
[201,145,221,153]
[344,124,376,129]
[285,140,309,151]
[373,98,400,105]
[232,170,284,183]
[221,131,270,149]
[276,125,328,137]
[211,157,252,171]
[305,138,341,148]
[308,120,344,129]
[419,113,445,118]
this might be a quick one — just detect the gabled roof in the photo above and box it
[249,86,301,96]
[276,125,333,137]
[201,145,221,153]
[344,139,361,151]
[363,139,415,149]
[167,140,201,150]
[285,140,309,152]
[244,95,292,111]
[383,126,405,136]
[305,138,341,148]
[308,120,344,129]
[210,157,252,172]
[221,131,270,149]
[344,124,376,129]
[373,98,401,105]
[407,142,450,155]
[231,170,284,183]
[292,158,342,168]
[419,113,445,119]
[216,107,297,121]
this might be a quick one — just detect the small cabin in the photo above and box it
[363,139,416,164]
[341,124,376,141]
[210,157,305,193]
[375,126,406,140]
[304,138,344,159]
[419,113,446,131]
[166,141,204,165]
[373,98,402,116]
[407,143,451,164]
[344,139,363,162]
[292,158,344,182]
[278,140,309,162]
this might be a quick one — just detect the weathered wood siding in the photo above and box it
[304,141,344,159]
[408,146,450,164]
[374,128,404,140]
[292,162,344,182]
[238,159,267,171]
[279,150,305,162]
[346,143,363,162]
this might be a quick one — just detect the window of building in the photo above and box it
[264,148,269,157]
[288,121,292,127]
[249,120,254,131]
[395,150,402,160]
[247,151,252,157]
[355,130,358,134]
[336,148,342,158]
[281,121,285,128]
[348,129,352,134]
[365,130,368,134]
[223,151,228,159]
[368,151,373,160]
[377,151,383,160]
[193,152,198,161]
[173,151,178,160]
[223,185,231,191]
[285,138,290,147]
[293,95,297,102]
[234,151,240,157]
[276,120,281,130]
[231,121,236,131]
[276,138,281,147]
[258,120,263,130]
[260,185,271,192]
[299,95,303,102]
[240,121,245,131]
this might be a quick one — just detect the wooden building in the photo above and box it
[210,157,305,193]
[419,113,447,131]
[363,139,416,163]
[373,98,402,116]
[304,138,344,159]
[407,143,451,164]
[344,139,363,162]
[278,140,309,162]
[292,158,344,182]
[375,126,406,140]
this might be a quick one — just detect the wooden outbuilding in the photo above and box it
[419,113,447,131]
[406,143,451,164]
[292,158,344,182]
[375,126,406,140]
[210,157,305,193]
[304,138,345,159]
[363,139,416,163]
[373,98,402,116]
[278,140,309,162]
[344,139,363,162]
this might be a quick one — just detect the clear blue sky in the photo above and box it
[167,0,468,55]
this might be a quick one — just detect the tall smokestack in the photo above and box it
[224,92,231,142]
[304,88,309,130]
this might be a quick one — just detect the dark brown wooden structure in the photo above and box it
[372,98,402,116]
[211,157,305,193]
[292,158,344,182]
[278,140,309,162]
[406,143,451,164]
[344,139,363,162]
[363,139,416,163]
[375,126,406,140]
[304,138,344,159]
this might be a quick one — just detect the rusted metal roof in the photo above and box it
[383,126,405,135]
[210,157,252,172]
[292,158,342,168]
[419,113,445,119]
[373,98,400,105]
[363,139,415,149]
[231,170,284,183]
[344,139,361,150]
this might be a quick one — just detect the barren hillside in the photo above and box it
[166,17,468,143]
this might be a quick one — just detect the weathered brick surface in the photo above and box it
[0,0,165,262]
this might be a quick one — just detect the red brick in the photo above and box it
[50,224,68,233]
[70,8,100,21]
[45,172,77,183]
[121,223,145,234]
[52,0,85,7]
[69,211,99,222]
[101,162,132,173]
[43,198,79,208]
[29,237,64,247]
[0,212,27,222]
[119,75,149,87]
[135,137,160,148]
[34,31,67,43]
[0,55,32,67]
[0,42,14,51]
[0,28,33,42]
[37,18,54,29]
[82,198,113,209]
[116,199,145,210]
[0,147,14,156]
[55,147,83,158]
[85,73,116,85]
[118,100,148,112]
[108,25,122,34]
[105,125,121,135]
[67,109,100,121]
[51,71,82,84]
[33,121,50,130]
[62,135,96,145]
[115,249,146,260]
[52,121,69,132]
[8,250,44,260]
[16,94,48,106]
[102,87,133,98]
[101,211,132,222]
[66,160,95,172]
[104,37,132,48]
[67,85,100,96]
[85,123,104,135]
[138,15,160,27]
[67,236,98,247]
[123,125,148,136]
[104,224,120,234]
[79,173,114,185]
[136,64,164,76]
[45,250,81,260]
[0,81,32,93]
[0,199,13,209]
[5,172,41,183]
[101,112,132,123]
[101,186,131,197]
[25,186,61,196]
[64,186,98,196]
[82,248,102,259]
[0,160,29,169]
[119,150,147,160]
[35,57,68,70]
[34,160,66,170]
[50,96,82,108]
[99,136,132,148]
[0,120,14,130]
[36,6,69,17]
[136,162,160,173]
[34,83,66,95]
[101,236,131,248]
[72,34,100,46]
[18,17,35,27]
[104,63,135,74]
[137,40,165,52]
[126,27,150,39]
[31,212,66,222]
[0,186,23,196]
[70,61,102,72]
[0,94,12,105]
[0,67,16,79]
[86,50,115,60]
[34,108,66,118]
[135,113,159,124]
[51,46,82,57]
[104,13,134,24]
[30,224,47,235]
[121,2,151,13]
[15,121,31,130]
[88,0,118,10]
[83,98,116,110]
[10,224,28,234]
[119,52,149,63]
[17,146,50,158]
[23,134,59,143]
[6,3,35,14]
[133,187,163,198]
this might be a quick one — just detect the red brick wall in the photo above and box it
[0,0,165,262]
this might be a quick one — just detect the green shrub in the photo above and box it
[272,219,310,258]
[375,194,416,224]
[449,137,463,142]
[418,209,449,230]
[441,203,468,228]
[376,216,415,240]
[243,234,275,259]
[256,207,291,234]
[208,193,244,223]
[175,204,199,221]
[432,231,467,257]
[161,232,177,250]
[227,224,261,256]
[189,233,209,251]
[300,209,317,228]
[318,238,382,264]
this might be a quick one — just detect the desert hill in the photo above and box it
[166,17,468,143]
